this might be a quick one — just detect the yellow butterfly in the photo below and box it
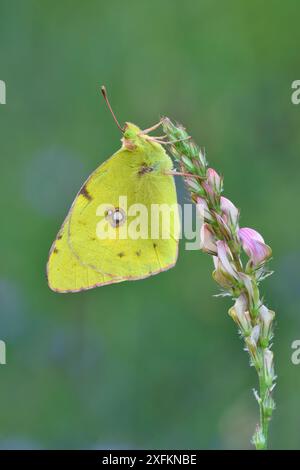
[47,87,180,293]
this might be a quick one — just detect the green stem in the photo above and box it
[162,117,276,450]
[259,376,268,439]
[254,349,273,449]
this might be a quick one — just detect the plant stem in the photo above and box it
[162,117,276,449]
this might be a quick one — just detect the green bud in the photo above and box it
[181,155,195,173]
[263,395,276,418]
[252,426,266,450]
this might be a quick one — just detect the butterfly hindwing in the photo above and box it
[47,124,179,292]
[47,215,123,293]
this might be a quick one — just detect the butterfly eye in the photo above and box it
[106,207,126,227]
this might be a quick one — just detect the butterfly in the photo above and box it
[47,87,180,293]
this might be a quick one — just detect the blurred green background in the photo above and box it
[0,0,299,450]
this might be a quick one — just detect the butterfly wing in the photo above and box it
[47,214,122,292]
[47,144,179,292]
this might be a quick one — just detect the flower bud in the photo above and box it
[263,349,274,387]
[252,426,266,450]
[228,294,252,335]
[216,241,239,281]
[246,325,261,367]
[251,324,260,344]
[200,224,217,254]
[206,168,222,193]
[238,272,259,312]
[246,325,260,349]
[263,394,276,418]
[181,155,195,173]
[259,305,275,345]
[198,149,207,167]
[196,197,213,222]
[220,196,239,227]
[213,212,231,239]
[201,181,215,202]
[185,177,202,193]
[212,259,235,289]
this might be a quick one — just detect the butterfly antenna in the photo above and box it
[101,86,124,133]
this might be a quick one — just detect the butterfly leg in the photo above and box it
[140,119,163,135]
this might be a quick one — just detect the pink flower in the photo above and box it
[212,242,239,288]
[220,196,239,226]
[200,224,217,254]
[216,240,239,280]
[196,197,213,221]
[238,227,272,265]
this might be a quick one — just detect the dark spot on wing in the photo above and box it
[153,243,157,248]
[53,247,59,254]
[57,234,62,240]
[138,163,154,176]
[117,252,125,258]
[106,207,126,228]
[80,185,92,201]
[136,250,141,256]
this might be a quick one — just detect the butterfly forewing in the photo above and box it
[47,133,179,292]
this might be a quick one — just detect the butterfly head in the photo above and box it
[101,87,165,152]
[123,122,141,140]
[122,122,163,152]
[122,122,143,150]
